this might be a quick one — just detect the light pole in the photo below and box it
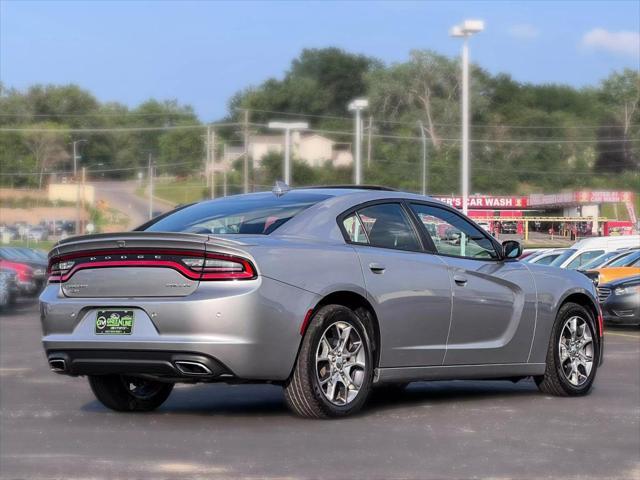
[71,139,87,234]
[450,19,484,215]
[148,153,155,220]
[348,98,368,185]
[267,121,308,185]
[418,121,428,196]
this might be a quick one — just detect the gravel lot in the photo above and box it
[1,301,638,480]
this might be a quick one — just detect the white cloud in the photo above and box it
[507,24,539,40]
[582,28,640,57]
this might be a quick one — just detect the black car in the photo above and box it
[597,275,640,326]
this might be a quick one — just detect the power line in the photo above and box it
[0,122,242,133]
[238,107,640,130]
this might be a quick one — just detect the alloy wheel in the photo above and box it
[315,321,367,406]
[558,316,594,387]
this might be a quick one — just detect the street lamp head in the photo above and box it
[348,98,369,111]
[462,19,484,34]
[450,19,485,37]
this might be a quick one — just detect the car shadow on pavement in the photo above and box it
[80,379,540,418]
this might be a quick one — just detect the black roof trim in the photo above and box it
[301,185,398,191]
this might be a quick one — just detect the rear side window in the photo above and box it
[144,192,330,235]
[535,254,560,265]
[343,203,421,251]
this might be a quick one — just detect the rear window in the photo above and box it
[144,192,330,235]
[550,249,577,267]
[608,250,640,267]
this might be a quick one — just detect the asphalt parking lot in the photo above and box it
[1,301,638,480]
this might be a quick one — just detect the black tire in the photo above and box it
[283,304,375,418]
[88,375,174,412]
[535,302,600,396]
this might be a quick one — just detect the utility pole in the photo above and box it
[418,121,428,196]
[268,121,309,185]
[243,109,250,193]
[348,99,368,185]
[80,167,86,234]
[208,126,216,199]
[71,139,87,235]
[367,116,373,168]
[148,153,154,220]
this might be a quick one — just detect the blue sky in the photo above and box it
[1,1,639,121]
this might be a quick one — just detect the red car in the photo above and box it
[0,259,35,295]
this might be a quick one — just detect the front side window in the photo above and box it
[410,203,499,259]
[344,203,421,251]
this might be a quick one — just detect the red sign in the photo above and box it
[433,196,528,209]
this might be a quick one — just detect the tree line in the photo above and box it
[1,47,638,195]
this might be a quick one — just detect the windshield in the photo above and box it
[144,192,331,235]
[580,251,619,270]
[607,250,640,267]
[550,249,577,267]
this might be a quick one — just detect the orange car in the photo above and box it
[586,249,640,284]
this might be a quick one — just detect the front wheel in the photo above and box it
[284,305,374,418]
[535,302,599,396]
[88,375,174,412]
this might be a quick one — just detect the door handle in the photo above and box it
[369,263,386,274]
[453,274,468,286]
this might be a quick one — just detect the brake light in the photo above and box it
[47,249,256,282]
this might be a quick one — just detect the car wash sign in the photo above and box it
[433,196,528,210]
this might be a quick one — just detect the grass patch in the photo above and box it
[137,179,209,206]
[4,239,56,251]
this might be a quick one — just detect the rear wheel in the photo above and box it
[284,305,374,418]
[535,302,599,396]
[88,375,174,412]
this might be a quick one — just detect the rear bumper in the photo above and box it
[40,276,319,381]
[46,349,230,380]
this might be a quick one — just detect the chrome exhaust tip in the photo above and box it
[49,358,67,372]
[174,360,213,376]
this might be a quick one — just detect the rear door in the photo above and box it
[408,203,537,365]
[341,202,452,367]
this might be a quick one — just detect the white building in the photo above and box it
[221,132,353,171]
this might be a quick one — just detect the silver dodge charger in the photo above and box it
[40,187,603,418]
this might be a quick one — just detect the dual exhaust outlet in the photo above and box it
[48,357,213,377]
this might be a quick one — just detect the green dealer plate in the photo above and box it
[95,310,134,335]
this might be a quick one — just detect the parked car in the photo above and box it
[597,275,640,326]
[27,226,49,242]
[550,235,640,270]
[578,249,634,272]
[40,187,603,418]
[501,221,517,234]
[584,249,640,285]
[0,267,18,309]
[524,248,567,266]
[0,247,46,294]
[0,259,34,296]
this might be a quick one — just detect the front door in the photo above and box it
[408,203,537,365]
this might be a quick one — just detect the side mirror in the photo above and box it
[502,240,522,259]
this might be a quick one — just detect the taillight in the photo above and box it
[182,253,255,280]
[47,249,256,283]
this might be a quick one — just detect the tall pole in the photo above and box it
[80,167,86,234]
[243,109,250,193]
[148,153,154,220]
[209,126,216,199]
[367,116,373,168]
[418,121,428,196]
[461,37,470,215]
[284,128,291,185]
[74,142,80,234]
[354,108,361,185]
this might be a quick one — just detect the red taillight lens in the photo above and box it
[47,249,256,282]
[180,253,255,280]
